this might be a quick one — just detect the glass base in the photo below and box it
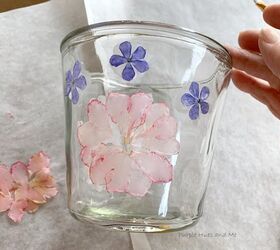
[69,207,201,233]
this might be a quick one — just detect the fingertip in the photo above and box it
[263,4,273,20]
[238,30,260,52]
[263,4,280,29]
[238,31,246,47]
[238,30,251,40]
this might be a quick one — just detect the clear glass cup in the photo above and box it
[60,21,231,233]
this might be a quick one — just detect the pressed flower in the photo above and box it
[0,152,58,223]
[181,82,210,120]
[110,41,149,81]
[0,165,14,195]
[78,92,180,197]
[7,200,28,223]
[65,60,87,104]
[11,152,58,209]
[0,192,13,213]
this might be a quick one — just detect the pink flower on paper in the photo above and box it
[0,152,58,223]
[0,165,14,213]
[78,92,180,197]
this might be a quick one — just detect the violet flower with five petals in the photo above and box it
[181,82,210,120]
[65,60,87,105]
[110,41,149,81]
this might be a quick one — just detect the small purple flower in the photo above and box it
[109,41,149,81]
[65,60,87,105]
[181,82,210,120]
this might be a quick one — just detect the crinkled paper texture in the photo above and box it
[0,0,279,249]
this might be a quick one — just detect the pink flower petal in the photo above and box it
[78,100,113,148]
[106,92,153,136]
[144,116,178,140]
[89,145,122,186]
[29,170,58,199]
[132,137,180,155]
[132,116,180,155]
[15,186,46,204]
[28,151,50,174]
[14,186,29,200]
[126,166,152,197]
[30,170,57,188]
[25,200,39,213]
[90,148,153,196]
[144,103,170,129]
[132,152,173,183]
[8,199,28,223]
[128,93,153,132]
[106,93,130,135]
[103,153,152,196]
[0,193,13,212]
[81,143,122,168]
[0,165,14,195]
[27,188,46,204]
[90,158,112,186]
[104,153,133,193]
[33,187,58,199]
[10,161,29,185]
[80,146,93,167]
[87,99,110,124]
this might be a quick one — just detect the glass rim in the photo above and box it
[60,20,231,65]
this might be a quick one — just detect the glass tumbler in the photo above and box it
[60,21,232,233]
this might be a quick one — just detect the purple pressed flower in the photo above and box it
[181,82,210,120]
[109,41,149,81]
[65,60,87,105]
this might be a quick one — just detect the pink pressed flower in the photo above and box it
[0,192,13,213]
[0,164,26,223]
[11,153,58,209]
[7,199,28,223]
[78,92,180,197]
[0,152,58,223]
[0,165,14,195]
[28,151,51,174]
[0,190,29,224]
[0,165,14,216]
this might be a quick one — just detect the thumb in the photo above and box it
[258,28,280,79]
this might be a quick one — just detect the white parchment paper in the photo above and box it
[0,1,279,249]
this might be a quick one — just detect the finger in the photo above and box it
[268,104,280,120]
[252,92,280,119]
[259,28,280,79]
[238,30,260,53]
[264,87,280,120]
[231,69,270,99]
[226,46,280,89]
[263,4,280,29]
[231,69,280,119]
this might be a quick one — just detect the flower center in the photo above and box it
[123,136,132,154]
[71,79,75,87]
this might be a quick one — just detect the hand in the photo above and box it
[226,4,280,119]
